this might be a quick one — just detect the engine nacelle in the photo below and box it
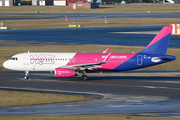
[55,68,78,78]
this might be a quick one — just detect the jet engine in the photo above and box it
[55,68,78,77]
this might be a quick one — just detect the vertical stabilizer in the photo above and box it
[141,26,172,55]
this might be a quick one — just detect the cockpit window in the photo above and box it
[10,57,18,60]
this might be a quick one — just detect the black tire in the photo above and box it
[24,76,29,80]
[82,75,88,81]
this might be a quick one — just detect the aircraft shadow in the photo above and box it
[54,76,180,81]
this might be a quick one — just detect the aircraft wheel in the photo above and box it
[24,76,29,80]
[82,75,88,81]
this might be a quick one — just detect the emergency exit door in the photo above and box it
[137,55,143,65]
[24,55,29,65]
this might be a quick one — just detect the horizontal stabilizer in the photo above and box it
[151,56,175,63]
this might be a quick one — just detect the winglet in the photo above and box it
[103,48,109,53]
[103,52,112,62]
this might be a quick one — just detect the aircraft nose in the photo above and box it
[3,61,10,69]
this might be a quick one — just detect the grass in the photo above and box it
[1,116,180,120]
[0,90,93,107]
[0,45,179,71]
[0,17,180,30]
[0,4,180,13]
[0,15,65,17]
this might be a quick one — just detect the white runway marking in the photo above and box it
[146,81,180,84]
[110,31,180,35]
[141,86,180,91]
[0,86,111,99]
[16,78,56,82]
[110,31,159,34]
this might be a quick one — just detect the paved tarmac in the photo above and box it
[0,26,180,48]
[1,13,180,20]
[0,71,180,116]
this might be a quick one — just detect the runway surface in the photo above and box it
[0,26,180,48]
[0,71,180,116]
[1,13,180,20]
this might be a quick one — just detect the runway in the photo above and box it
[0,26,180,48]
[0,71,180,116]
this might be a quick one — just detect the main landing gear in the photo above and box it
[82,71,88,80]
[82,75,88,80]
[24,71,29,80]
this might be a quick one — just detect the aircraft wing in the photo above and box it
[60,52,112,71]
[62,61,107,70]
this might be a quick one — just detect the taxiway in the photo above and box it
[0,71,180,116]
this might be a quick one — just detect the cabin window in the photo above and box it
[10,57,18,60]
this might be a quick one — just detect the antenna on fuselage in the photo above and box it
[28,51,30,53]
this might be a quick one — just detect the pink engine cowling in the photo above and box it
[55,68,77,77]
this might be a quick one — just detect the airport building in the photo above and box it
[31,0,98,8]
[0,0,20,6]
[68,2,99,9]
[0,0,98,7]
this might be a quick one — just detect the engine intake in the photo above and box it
[55,68,78,77]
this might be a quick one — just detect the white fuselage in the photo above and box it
[3,52,76,71]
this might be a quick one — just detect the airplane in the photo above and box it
[3,26,176,80]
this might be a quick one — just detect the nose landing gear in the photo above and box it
[24,71,29,80]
